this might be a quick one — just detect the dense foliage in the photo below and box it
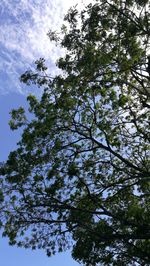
[0,0,150,265]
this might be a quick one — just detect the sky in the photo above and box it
[0,0,92,265]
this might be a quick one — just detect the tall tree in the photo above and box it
[0,0,150,265]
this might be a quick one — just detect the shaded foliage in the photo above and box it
[0,0,150,265]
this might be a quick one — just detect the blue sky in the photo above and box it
[0,0,93,264]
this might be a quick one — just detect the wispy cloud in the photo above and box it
[0,0,92,95]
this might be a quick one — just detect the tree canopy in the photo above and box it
[0,0,150,265]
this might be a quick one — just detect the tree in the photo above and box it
[0,0,150,265]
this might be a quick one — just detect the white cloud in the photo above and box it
[0,0,92,95]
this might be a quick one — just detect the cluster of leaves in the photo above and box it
[0,0,150,265]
